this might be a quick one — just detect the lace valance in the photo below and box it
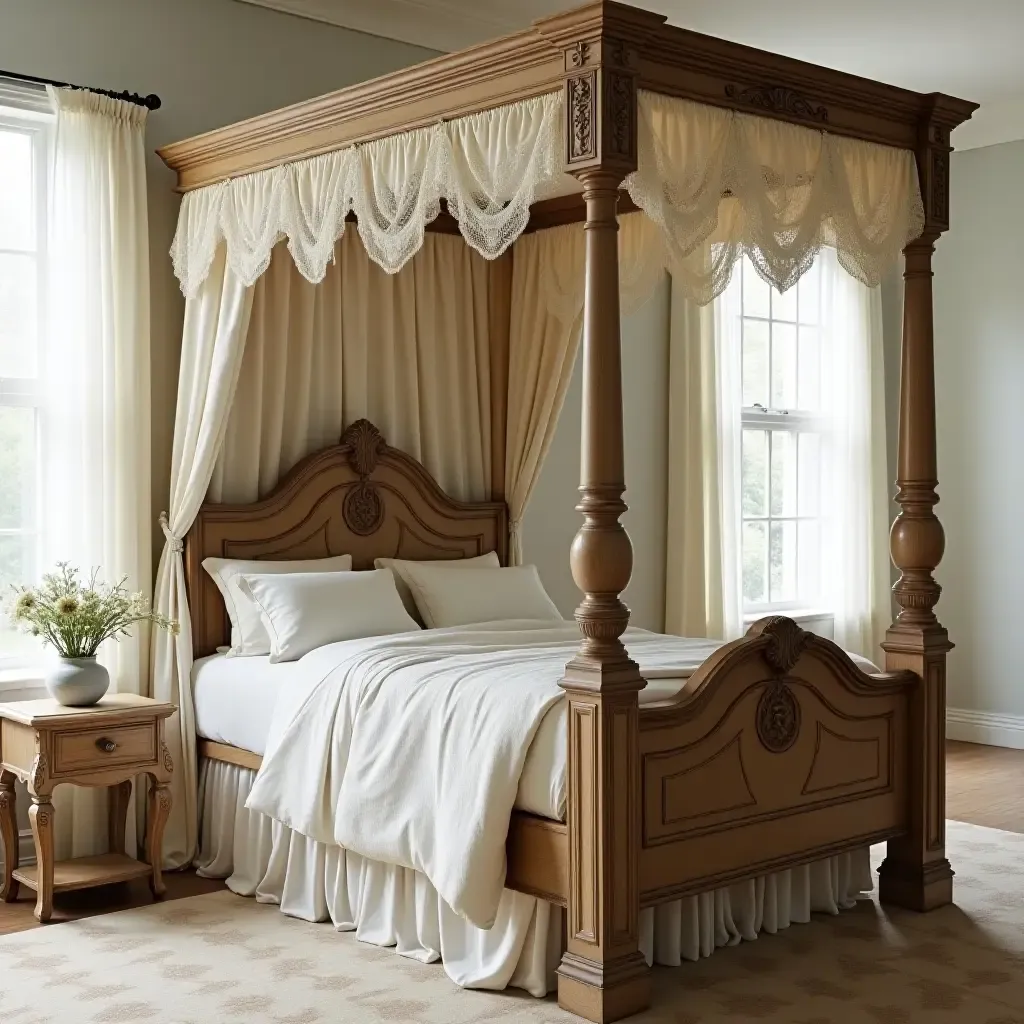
[171,89,924,304]
[171,94,565,299]
[625,91,924,304]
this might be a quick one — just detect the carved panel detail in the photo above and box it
[756,680,801,753]
[929,146,950,230]
[30,754,47,793]
[569,40,590,68]
[724,83,829,123]
[161,742,174,775]
[567,72,597,163]
[750,616,811,674]
[661,734,757,824]
[802,723,883,795]
[607,72,635,160]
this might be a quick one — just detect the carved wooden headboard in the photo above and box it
[185,419,509,657]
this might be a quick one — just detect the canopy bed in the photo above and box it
[155,3,976,1021]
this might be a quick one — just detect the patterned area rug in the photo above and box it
[2,820,1023,1024]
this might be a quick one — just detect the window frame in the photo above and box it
[0,101,52,672]
[736,258,829,618]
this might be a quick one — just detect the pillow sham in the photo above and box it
[374,551,500,622]
[236,569,419,663]
[202,554,353,657]
[398,563,563,629]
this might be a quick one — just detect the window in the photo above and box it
[0,94,50,668]
[737,256,825,616]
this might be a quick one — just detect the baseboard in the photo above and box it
[947,707,1024,750]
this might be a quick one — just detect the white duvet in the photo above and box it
[246,619,725,930]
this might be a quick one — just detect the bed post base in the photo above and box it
[559,951,651,1024]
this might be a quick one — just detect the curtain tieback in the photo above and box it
[509,518,522,540]
[159,512,184,554]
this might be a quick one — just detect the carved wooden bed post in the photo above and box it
[878,99,972,912]
[536,5,664,1021]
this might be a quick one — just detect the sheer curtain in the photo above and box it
[664,251,889,657]
[43,87,151,857]
[819,250,892,661]
[663,275,743,640]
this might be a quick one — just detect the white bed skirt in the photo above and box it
[196,758,873,997]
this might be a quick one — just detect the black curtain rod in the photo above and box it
[0,68,161,110]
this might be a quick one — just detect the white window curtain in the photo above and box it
[664,252,890,660]
[152,249,254,868]
[663,276,743,641]
[818,249,892,661]
[43,86,152,857]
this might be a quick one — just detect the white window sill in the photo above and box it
[0,668,47,699]
[743,608,833,624]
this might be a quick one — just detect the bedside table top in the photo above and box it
[0,693,175,728]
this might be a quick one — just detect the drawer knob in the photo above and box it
[96,737,117,753]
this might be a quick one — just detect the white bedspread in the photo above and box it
[246,620,725,929]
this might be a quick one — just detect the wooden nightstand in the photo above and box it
[0,694,175,922]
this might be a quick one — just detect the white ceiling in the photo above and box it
[238,0,1024,150]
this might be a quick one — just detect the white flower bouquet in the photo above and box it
[6,562,178,659]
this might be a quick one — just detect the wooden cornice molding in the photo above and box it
[157,0,978,194]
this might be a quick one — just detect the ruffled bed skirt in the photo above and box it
[196,758,873,997]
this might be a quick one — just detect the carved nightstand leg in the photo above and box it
[29,798,54,922]
[108,779,133,857]
[145,782,171,898]
[0,769,19,902]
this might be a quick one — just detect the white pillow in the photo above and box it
[236,569,419,663]
[398,563,562,629]
[374,551,500,622]
[202,554,352,656]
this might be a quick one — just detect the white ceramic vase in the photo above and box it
[45,657,110,707]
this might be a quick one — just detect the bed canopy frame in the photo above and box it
[159,4,976,1020]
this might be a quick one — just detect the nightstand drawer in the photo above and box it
[53,723,156,773]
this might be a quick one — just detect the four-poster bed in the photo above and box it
[156,3,976,1021]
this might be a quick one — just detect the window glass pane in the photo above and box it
[797,326,820,410]
[797,260,820,324]
[742,260,771,319]
[769,520,797,603]
[0,253,38,378]
[772,281,797,322]
[742,429,768,516]
[742,520,767,605]
[0,533,40,663]
[770,430,797,517]
[798,432,821,517]
[0,406,35,529]
[0,129,34,250]
[771,322,797,409]
[742,318,769,408]
[797,519,820,605]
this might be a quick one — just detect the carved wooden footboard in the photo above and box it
[637,617,916,905]
[504,617,917,917]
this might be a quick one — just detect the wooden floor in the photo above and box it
[946,739,1024,833]
[0,741,1020,939]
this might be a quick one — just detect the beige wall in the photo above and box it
[0,0,436,566]
[523,277,671,632]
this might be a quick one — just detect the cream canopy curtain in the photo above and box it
[208,232,501,505]
[152,251,254,868]
[505,225,582,564]
[44,87,152,859]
